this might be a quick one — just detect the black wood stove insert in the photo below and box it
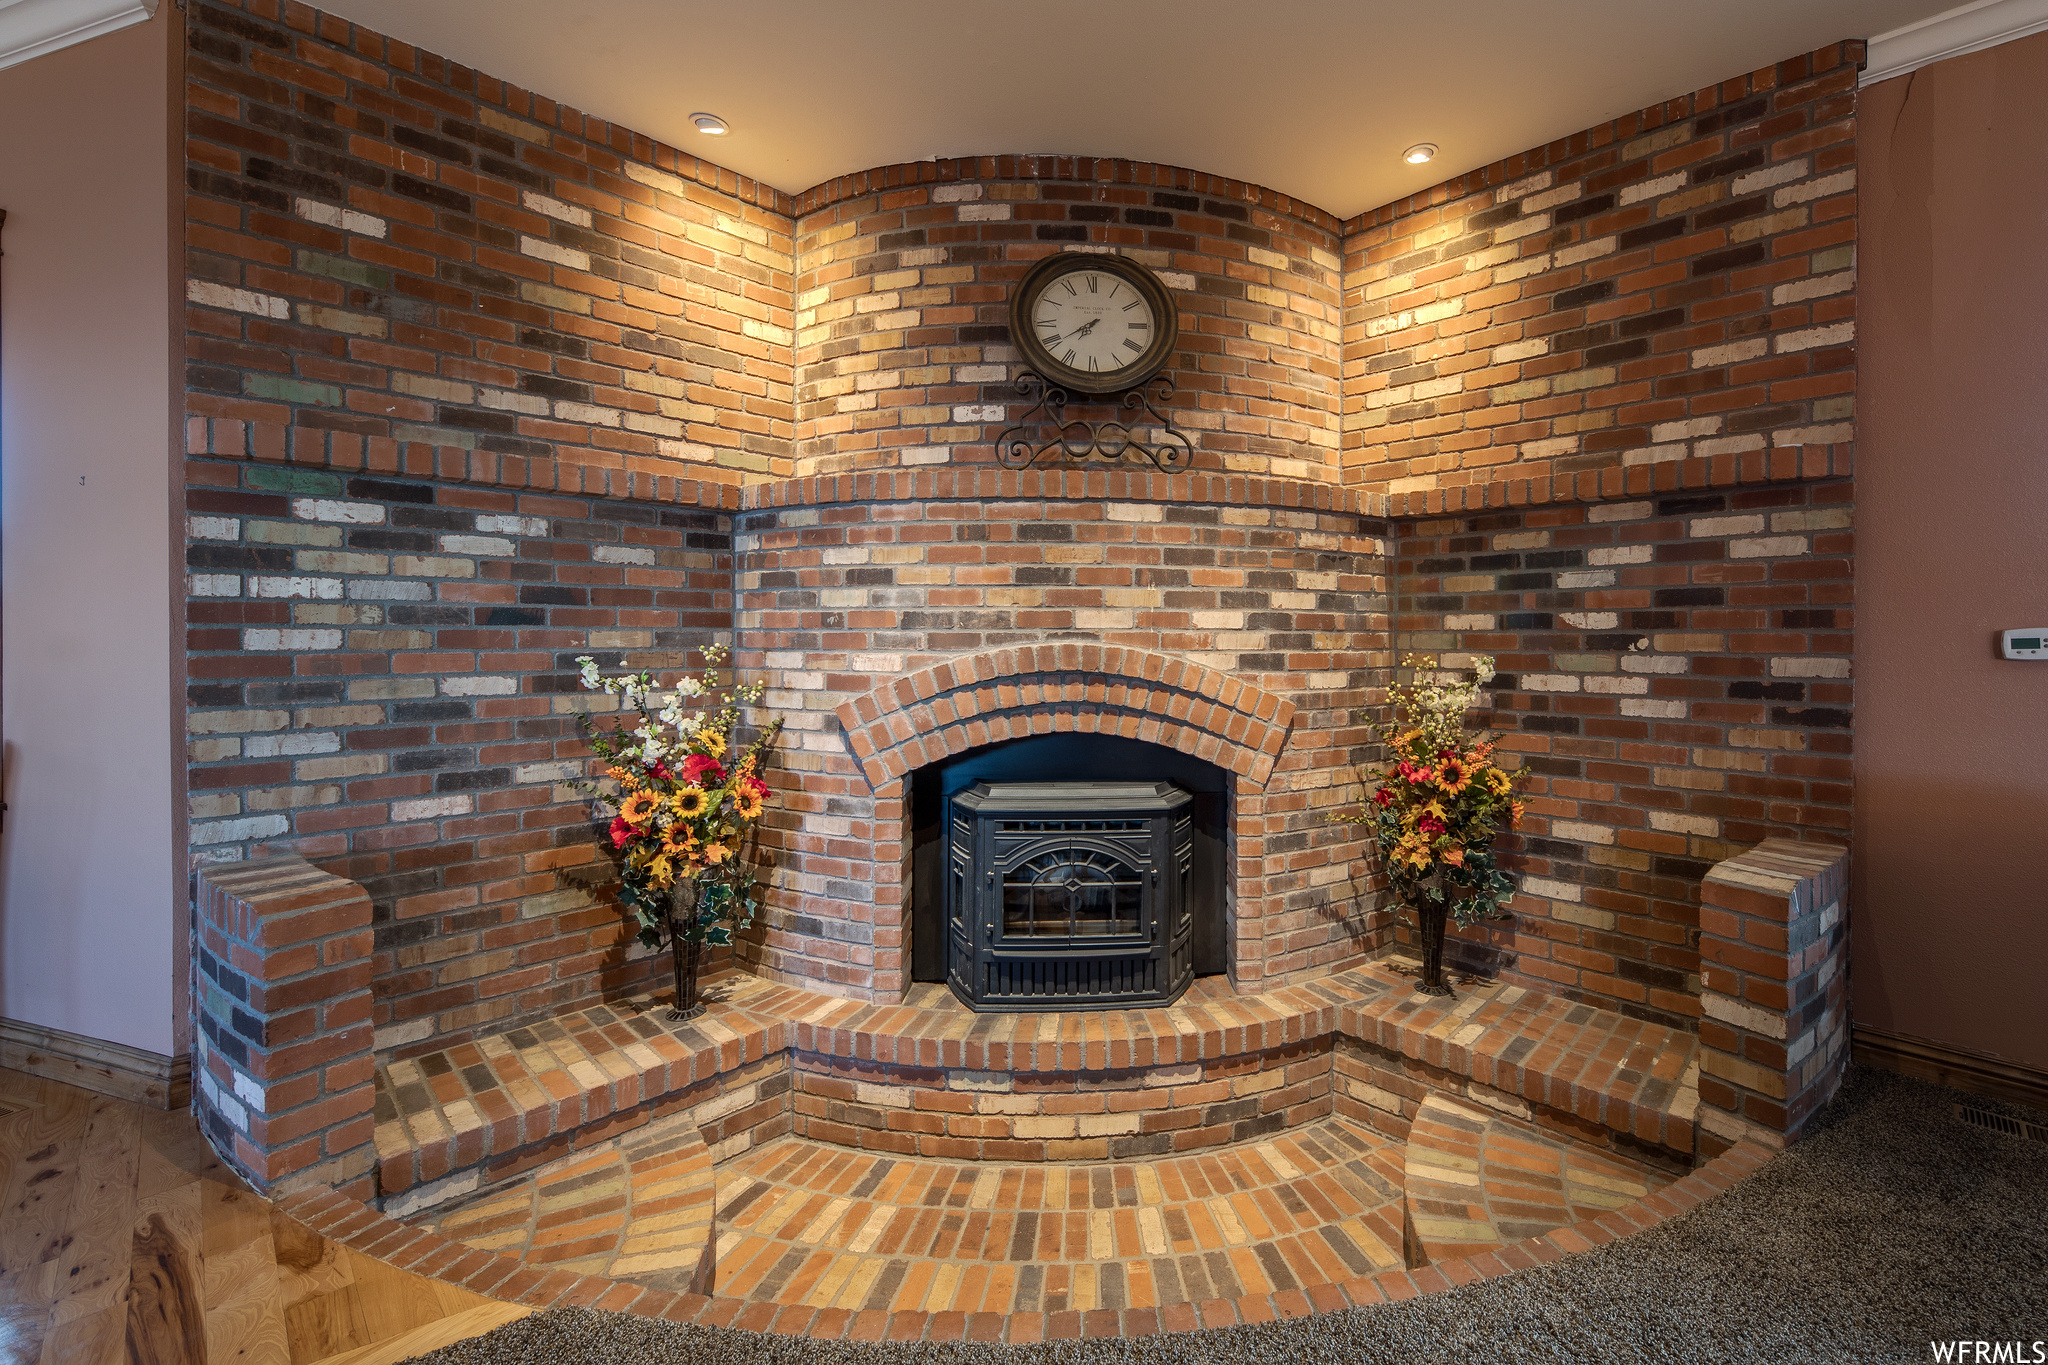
[945,781,1194,1010]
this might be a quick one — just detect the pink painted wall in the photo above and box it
[1854,33,2048,1072]
[0,10,184,1055]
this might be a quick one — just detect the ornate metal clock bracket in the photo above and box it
[994,372,1194,473]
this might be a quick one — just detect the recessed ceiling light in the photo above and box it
[1403,143,1438,165]
[692,112,729,135]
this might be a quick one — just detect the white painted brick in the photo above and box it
[1551,821,1614,845]
[1619,172,1686,205]
[1621,698,1688,718]
[1522,876,1582,902]
[186,279,288,318]
[442,676,519,696]
[1560,611,1617,629]
[1773,270,1854,305]
[243,628,342,650]
[1622,654,1689,674]
[250,576,343,600]
[1584,675,1649,694]
[1492,338,1548,363]
[1691,337,1768,368]
[956,203,1010,221]
[1653,417,1722,443]
[521,190,592,227]
[1557,570,1615,589]
[293,197,386,237]
[391,795,472,822]
[1776,321,1854,353]
[191,814,290,845]
[516,760,583,784]
[189,516,239,541]
[556,401,623,427]
[1734,159,1808,195]
[291,498,384,525]
[190,574,241,597]
[1555,236,1615,267]
[475,514,549,536]
[952,405,1004,422]
[1520,674,1580,693]
[592,545,655,566]
[1106,503,1164,523]
[1702,991,1788,1039]
[520,235,590,269]
[1649,810,1719,836]
[245,731,340,757]
[932,184,983,203]
[439,534,515,556]
[1588,544,1653,565]
[1774,169,1855,208]
[1730,535,1809,558]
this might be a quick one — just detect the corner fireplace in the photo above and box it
[946,781,1193,1010]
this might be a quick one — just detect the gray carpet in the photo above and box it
[412,1067,2048,1364]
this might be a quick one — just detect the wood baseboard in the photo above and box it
[1853,1024,2048,1112]
[0,1017,189,1108]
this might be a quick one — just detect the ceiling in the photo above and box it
[323,0,1954,219]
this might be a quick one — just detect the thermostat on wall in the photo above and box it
[2000,630,2048,660]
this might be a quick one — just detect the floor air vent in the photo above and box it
[1954,1104,2048,1144]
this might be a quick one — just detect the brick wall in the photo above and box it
[1394,480,1853,1030]
[185,455,733,1057]
[184,0,795,489]
[1342,42,1861,496]
[1698,839,1850,1154]
[194,854,375,1194]
[791,161,1344,481]
[736,470,1393,1000]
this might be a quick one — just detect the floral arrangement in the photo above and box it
[1339,654,1526,930]
[573,644,783,951]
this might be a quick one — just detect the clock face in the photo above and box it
[1010,253,1178,393]
[1029,268,1157,382]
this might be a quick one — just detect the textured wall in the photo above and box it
[1342,43,1861,498]
[790,161,1344,481]
[184,456,732,1057]
[184,0,795,489]
[1394,480,1853,1029]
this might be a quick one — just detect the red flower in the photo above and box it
[680,753,725,785]
[1418,813,1447,836]
[609,816,634,848]
[1372,787,1395,808]
[744,776,769,799]
[649,761,672,781]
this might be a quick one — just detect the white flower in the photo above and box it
[677,677,705,698]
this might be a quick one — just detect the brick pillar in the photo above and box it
[1697,839,1851,1156]
[194,855,376,1196]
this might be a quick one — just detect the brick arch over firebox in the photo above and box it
[832,644,1299,792]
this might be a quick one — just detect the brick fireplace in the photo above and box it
[177,0,1863,1222]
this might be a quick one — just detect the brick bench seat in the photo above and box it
[376,962,1700,1212]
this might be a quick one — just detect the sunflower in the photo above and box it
[1484,767,1513,795]
[661,825,698,856]
[672,786,709,819]
[619,790,660,826]
[698,728,728,759]
[733,785,764,821]
[1435,757,1472,795]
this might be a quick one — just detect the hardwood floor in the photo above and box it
[0,1067,527,1365]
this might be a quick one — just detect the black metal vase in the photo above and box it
[1414,897,1453,996]
[667,886,705,1022]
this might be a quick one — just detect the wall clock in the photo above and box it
[1009,252,1178,394]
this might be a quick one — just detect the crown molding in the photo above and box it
[1863,0,2048,84]
[0,0,156,74]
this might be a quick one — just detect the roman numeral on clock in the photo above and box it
[1122,339,1142,352]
